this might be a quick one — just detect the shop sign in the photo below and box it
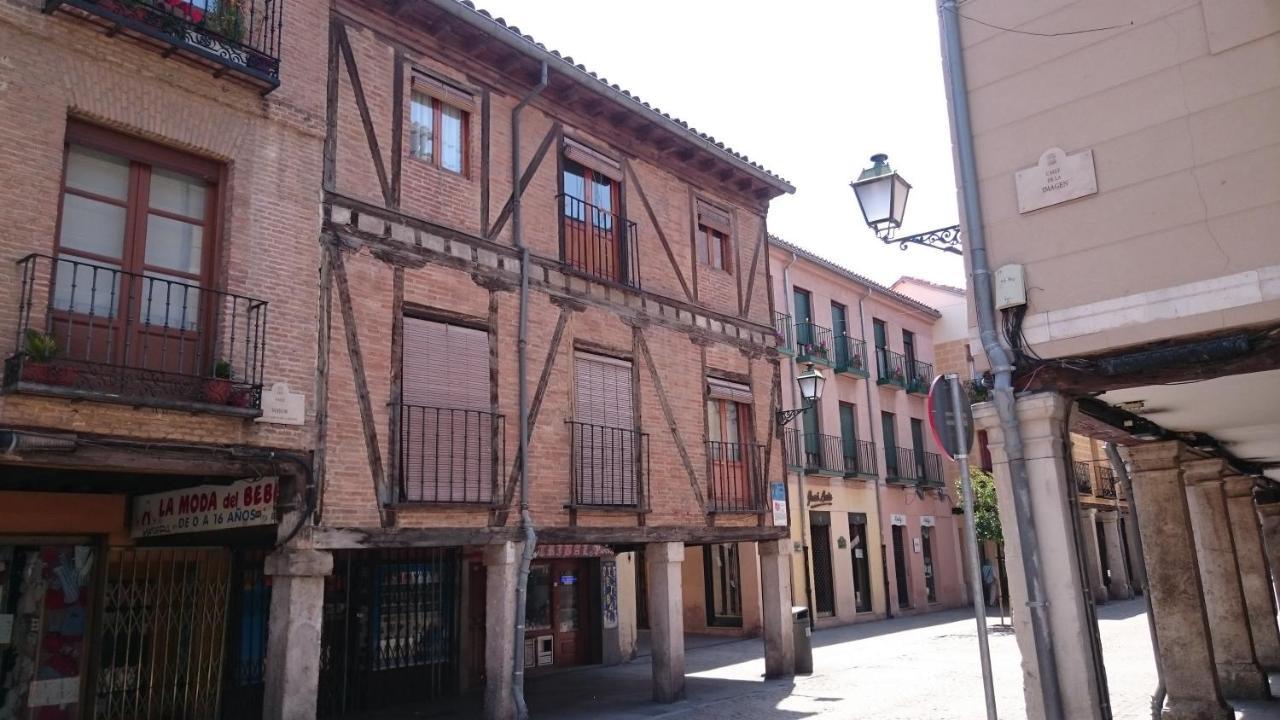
[806,489,833,508]
[770,482,788,526]
[256,382,305,426]
[890,513,907,526]
[921,515,936,527]
[131,478,278,539]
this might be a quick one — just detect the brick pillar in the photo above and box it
[1098,511,1133,600]
[646,542,686,702]
[1127,443,1232,719]
[1078,507,1109,603]
[1224,476,1280,671]
[1257,502,1280,606]
[484,541,520,720]
[758,538,796,678]
[972,393,1105,720]
[1183,458,1269,699]
[263,549,333,720]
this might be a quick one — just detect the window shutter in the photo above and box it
[412,71,476,111]
[403,318,488,409]
[707,377,752,404]
[696,199,732,234]
[573,352,635,505]
[563,137,624,182]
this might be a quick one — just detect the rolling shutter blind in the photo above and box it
[402,318,492,502]
[412,71,476,111]
[563,138,623,182]
[696,199,732,234]
[573,352,635,505]
[707,377,753,404]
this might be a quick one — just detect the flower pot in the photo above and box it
[51,365,79,387]
[20,362,53,385]
[203,378,233,405]
[228,388,251,408]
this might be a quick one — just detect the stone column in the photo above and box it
[1121,510,1148,593]
[1098,512,1133,600]
[972,394,1105,720]
[263,549,333,720]
[1224,476,1280,671]
[1183,458,1269,698]
[758,538,796,678]
[1078,507,1109,603]
[1257,502,1280,604]
[484,541,520,720]
[1127,443,1232,719]
[646,542,686,702]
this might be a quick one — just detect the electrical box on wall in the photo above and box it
[994,264,1027,309]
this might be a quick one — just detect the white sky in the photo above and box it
[474,0,968,289]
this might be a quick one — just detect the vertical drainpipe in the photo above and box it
[939,2,1065,717]
[511,60,549,720]
[856,286,890,619]
[781,251,815,631]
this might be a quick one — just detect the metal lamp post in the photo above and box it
[776,362,826,429]
[851,154,963,255]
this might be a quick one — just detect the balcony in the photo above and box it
[834,335,869,378]
[399,406,504,504]
[876,348,907,389]
[706,441,766,513]
[885,447,944,486]
[783,430,875,479]
[1095,465,1117,499]
[841,438,878,479]
[566,421,649,509]
[44,0,283,91]
[773,312,793,355]
[3,254,267,416]
[906,360,933,395]
[1074,461,1093,495]
[558,195,640,289]
[793,322,834,367]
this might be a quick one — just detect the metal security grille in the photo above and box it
[319,548,460,718]
[809,513,836,616]
[221,548,272,720]
[94,547,231,720]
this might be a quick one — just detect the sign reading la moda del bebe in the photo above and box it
[131,478,278,539]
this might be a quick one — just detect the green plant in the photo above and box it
[205,0,246,42]
[22,329,57,363]
[212,359,233,380]
[955,467,1002,542]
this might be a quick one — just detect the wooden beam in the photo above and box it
[480,87,491,232]
[0,446,268,478]
[322,20,340,191]
[389,48,405,209]
[314,525,518,549]
[313,233,335,521]
[740,221,766,318]
[336,22,394,208]
[386,267,404,508]
[636,329,707,512]
[486,122,561,240]
[622,158,691,301]
[329,243,392,528]
[310,523,785,549]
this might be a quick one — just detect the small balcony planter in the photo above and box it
[16,330,78,387]
[907,377,930,395]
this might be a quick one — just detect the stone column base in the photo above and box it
[1162,699,1235,720]
[1218,662,1271,700]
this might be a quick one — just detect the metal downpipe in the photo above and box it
[511,60,548,720]
[939,2,1065,718]
[857,288,891,619]
[781,252,816,632]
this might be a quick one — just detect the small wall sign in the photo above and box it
[256,382,305,426]
[1014,147,1097,213]
[921,515,936,527]
[771,483,788,526]
[807,489,833,508]
[837,536,848,549]
[890,513,907,526]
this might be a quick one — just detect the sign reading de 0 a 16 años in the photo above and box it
[131,478,278,539]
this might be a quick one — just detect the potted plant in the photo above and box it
[204,0,246,42]
[816,341,829,358]
[20,329,58,385]
[891,368,905,383]
[203,359,234,404]
[849,354,863,370]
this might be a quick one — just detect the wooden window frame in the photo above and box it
[409,92,470,177]
[695,224,731,273]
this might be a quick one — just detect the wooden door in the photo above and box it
[551,560,588,666]
[562,162,620,281]
[466,561,486,688]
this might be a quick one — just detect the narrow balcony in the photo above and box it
[1074,461,1093,495]
[3,254,267,416]
[794,322,834,367]
[558,195,641,290]
[398,406,504,505]
[706,440,767,513]
[834,334,869,378]
[773,312,793,355]
[1095,465,1117,499]
[906,359,933,395]
[783,429,869,478]
[841,438,878,479]
[885,447,944,486]
[876,347,907,389]
[566,421,649,509]
[44,0,283,91]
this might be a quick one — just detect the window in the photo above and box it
[706,378,756,510]
[793,288,814,346]
[54,123,218,376]
[810,511,836,616]
[922,525,937,603]
[911,418,926,479]
[409,73,473,174]
[839,402,860,474]
[704,544,743,627]
[572,352,637,506]
[561,140,627,283]
[848,515,873,613]
[695,200,732,272]
[977,430,993,472]
[892,523,910,608]
[881,412,898,477]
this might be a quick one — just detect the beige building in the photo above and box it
[935,0,1280,718]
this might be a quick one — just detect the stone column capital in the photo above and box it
[1183,458,1228,486]
[1256,501,1280,518]
[758,538,790,558]
[1079,506,1098,520]
[1096,510,1119,524]
[1126,440,1186,472]
[483,540,520,567]
[1222,476,1255,498]
[265,549,333,577]
[647,541,685,564]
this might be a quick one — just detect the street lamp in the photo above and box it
[851,154,963,255]
[776,363,826,428]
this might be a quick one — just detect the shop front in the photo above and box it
[788,477,886,627]
[523,545,608,672]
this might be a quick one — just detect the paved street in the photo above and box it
[408,598,1280,719]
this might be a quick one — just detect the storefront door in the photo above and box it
[550,560,587,667]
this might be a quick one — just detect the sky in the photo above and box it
[473,0,968,290]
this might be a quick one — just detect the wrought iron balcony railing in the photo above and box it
[773,312,793,355]
[842,438,878,479]
[567,421,649,509]
[706,441,766,513]
[876,347,907,388]
[4,254,267,413]
[834,335,869,377]
[558,195,640,289]
[1074,461,1093,495]
[794,322,834,366]
[399,405,504,504]
[906,359,933,395]
[886,446,943,485]
[783,429,839,475]
[44,0,283,90]
[1095,465,1117,499]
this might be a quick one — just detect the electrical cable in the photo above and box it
[942,5,1134,37]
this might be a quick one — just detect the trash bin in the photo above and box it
[792,606,813,674]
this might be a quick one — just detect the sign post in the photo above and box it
[929,374,998,720]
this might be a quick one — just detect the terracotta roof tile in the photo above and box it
[769,236,943,318]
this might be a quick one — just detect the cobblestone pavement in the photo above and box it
[406,598,1280,719]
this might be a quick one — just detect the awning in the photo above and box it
[535,544,614,559]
